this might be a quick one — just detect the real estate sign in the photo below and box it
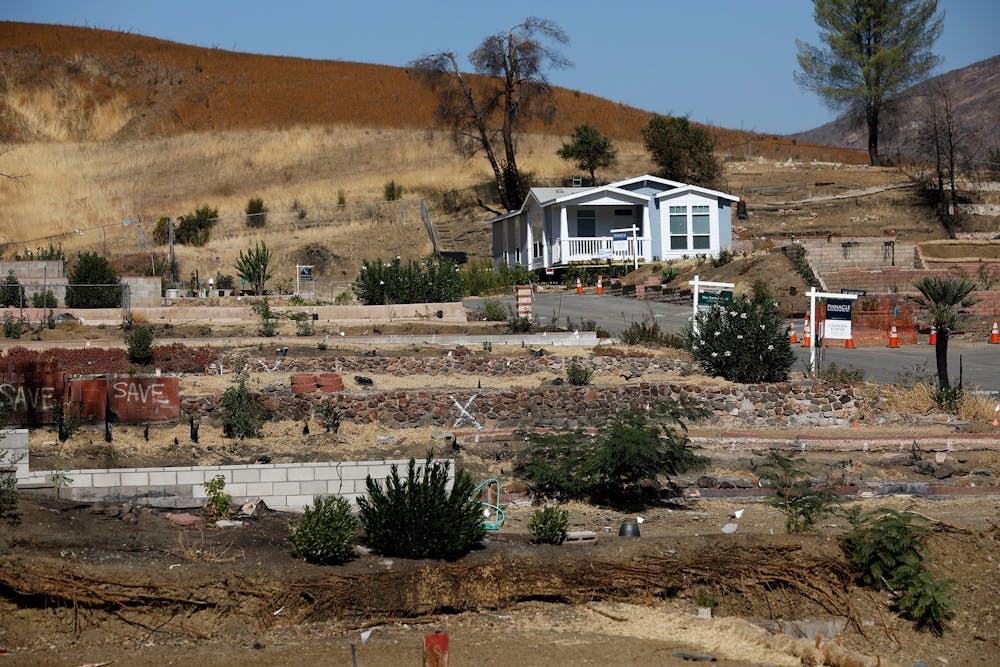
[698,290,733,312]
[612,231,628,256]
[824,298,853,339]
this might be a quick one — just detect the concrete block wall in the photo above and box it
[797,237,919,274]
[0,429,29,480]
[10,457,452,511]
[123,276,162,308]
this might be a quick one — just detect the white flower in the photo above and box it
[737,335,743,340]
[730,310,738,316]
[724,350,731,356]
[692,345,699,351]
[711,352,718,357]
[767,344,774,350]
[741,313,748,319]
[379,280,385,285]
[760,324,765,330]
[714,331,721,337]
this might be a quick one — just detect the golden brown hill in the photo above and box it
[0,21,865,165]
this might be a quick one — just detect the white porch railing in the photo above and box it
[551,237,647,265]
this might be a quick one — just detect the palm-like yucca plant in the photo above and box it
[909,277,978,389]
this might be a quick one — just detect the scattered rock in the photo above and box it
[914,460,935,475]
[216,519,245,528]
[721,523,738,534]
[932,463,955,479]
[375,435,398,445]
[354,375,374,386]
[239,498,269,518]
[166,513,205,528]
[696,476,719,489]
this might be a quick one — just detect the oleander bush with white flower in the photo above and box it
[684,282,796,383]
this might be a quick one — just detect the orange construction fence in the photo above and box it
[813,299,918,348]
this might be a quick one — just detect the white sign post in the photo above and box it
[611,225,640,271]
[688,274,736,335]
[805,288,858,374]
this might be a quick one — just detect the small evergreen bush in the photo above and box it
[2,314,22,339]
[460,261,533,296]
[757,450,837,533]
[64,253,122,309]
[175,205,218,246]
[125,326,154,365]
[203,475,232,517]
[357,457,486,560]
[30,290,58,308]
[220,367,264,439]
[318,400,341,433]
[0,270,24,307]
[566,360,593,386]
[481,298,507,322]
[840,508,954,635]
[245,197,268,228]
[528,505,569,544]
[685,284,795,383]
[352,257,464,305]
[289,495,359,565]
[507,312,533,333]
[520,399,707,504]
[383,180,404,201]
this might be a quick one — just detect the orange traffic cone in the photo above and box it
[788,319,798,344]
[596,275,603,295]
[929,323,937,346]
[991,320,999,344]
[801,317,811,347]
[575,277,582,294]
[845,331,855,349]
[889,324,899,348]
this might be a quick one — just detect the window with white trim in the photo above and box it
[692,205,711,250]
[669,206,687,250]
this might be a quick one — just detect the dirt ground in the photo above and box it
[2,492,999,666]
[5,345,1000,666]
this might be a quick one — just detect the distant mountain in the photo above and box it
[791,55,1000,163]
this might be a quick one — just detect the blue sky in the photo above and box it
[3,1,997,135]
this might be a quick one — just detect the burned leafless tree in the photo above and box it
[918,83,973,238]
[409,17,571,213]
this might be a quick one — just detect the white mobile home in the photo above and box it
[488,175,739,271]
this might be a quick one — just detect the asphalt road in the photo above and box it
[465,293,1000,392]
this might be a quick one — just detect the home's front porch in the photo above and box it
[531,235,651,268]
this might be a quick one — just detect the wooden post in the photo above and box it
[423,633,448,667]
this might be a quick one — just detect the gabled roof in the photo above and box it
[654,183,740,202]
[607,174,687,190]
[486,175,739,224]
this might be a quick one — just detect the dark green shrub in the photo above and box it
[757,451,837,533]
[153,217,170,245]
[566,360,593,386]
[318,400,341,433]
[520,398,708,504]
[816,362,865,384]
[30,290,58,308]
[2,314,22,339]
[660,264,679,284]
[215,273,235,291]
[932,386,963,414]
[481,298,507,322]
[337,190,347,206]
[220,368,264,439]
[0,270,24,307]
[619,317,682,347]
[712,247,734,268]
[460,261,532,296]
[251,298,278,337]
[840,508,954,635]
[0,450,22,520]
[292,199,307,220]
[507,312,533,333]
[175,205,218,246]
[352,257,464,305]
[202,475,231,517]
[784,245,818,285]
[125,326,154,365]
[528,505,568,544]
[357,457,486,560]
[245,197,268,228]
[64,253,122,309]
[289,495,359,564]
[383,180,404,201]
[685,286,795,383]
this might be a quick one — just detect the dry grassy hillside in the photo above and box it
[0,22,888,280]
